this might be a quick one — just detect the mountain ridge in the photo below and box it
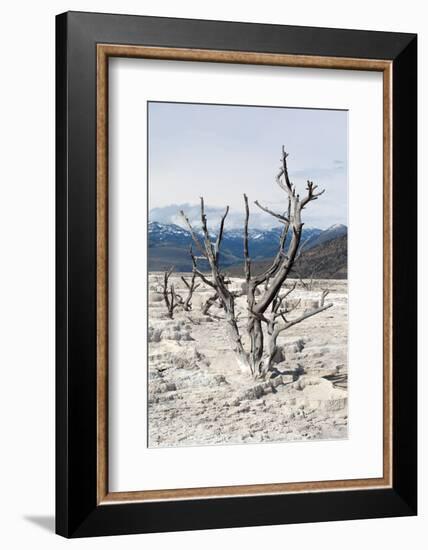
[227,233,348,280]
[148,221,347,276]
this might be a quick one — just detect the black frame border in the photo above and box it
[56,11,417,538]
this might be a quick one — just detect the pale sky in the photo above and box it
[148,102,348,229]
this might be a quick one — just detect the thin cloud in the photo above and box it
[149,102,348,229]
[149,202,345,230]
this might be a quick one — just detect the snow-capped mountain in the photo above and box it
[309,223,347,247]
[148,221,346,272]
[148,221,190,243]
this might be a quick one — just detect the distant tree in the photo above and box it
[179,272,200,311]
[158,268,200,319]
[158,267,180,319]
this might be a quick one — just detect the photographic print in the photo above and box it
[57,14,417,536]
[147,101,348,448]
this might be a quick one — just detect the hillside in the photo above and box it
[227,234,347,279]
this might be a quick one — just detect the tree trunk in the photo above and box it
[265,323,281,372]
[247,317,264,378]
[224,309,251,374]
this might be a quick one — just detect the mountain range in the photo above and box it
[148,221,347,278]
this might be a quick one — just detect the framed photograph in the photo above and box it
[56,11,417,538]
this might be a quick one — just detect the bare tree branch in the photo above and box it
[300,180,325,208]
[201,292,218,315]
[181,276,191,290]
[215,205,230,263]
[254,201,289,224]
[243,194,251,283]
[252,224,289,288]
[320,289,330,307]
[276,302,333,334]
[189,247,216,289]
[179,210,207,258]
[179,272,200,311]
[199,197,215,262]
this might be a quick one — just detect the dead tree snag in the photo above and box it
[158,268,200,318]
[159,267,180,319]
[181,147,333,378]
[180,272,200,311]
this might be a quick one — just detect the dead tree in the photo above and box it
[296,269,317,291]
[158,267,180,319]
[158,268,200,318]
[180,272,200,311]
[180,147,333,379]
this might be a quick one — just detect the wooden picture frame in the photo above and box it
[56,11,417,538]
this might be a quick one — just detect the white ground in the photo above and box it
[148,274,348,448]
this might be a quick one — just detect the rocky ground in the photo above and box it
[148,274,348,448]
